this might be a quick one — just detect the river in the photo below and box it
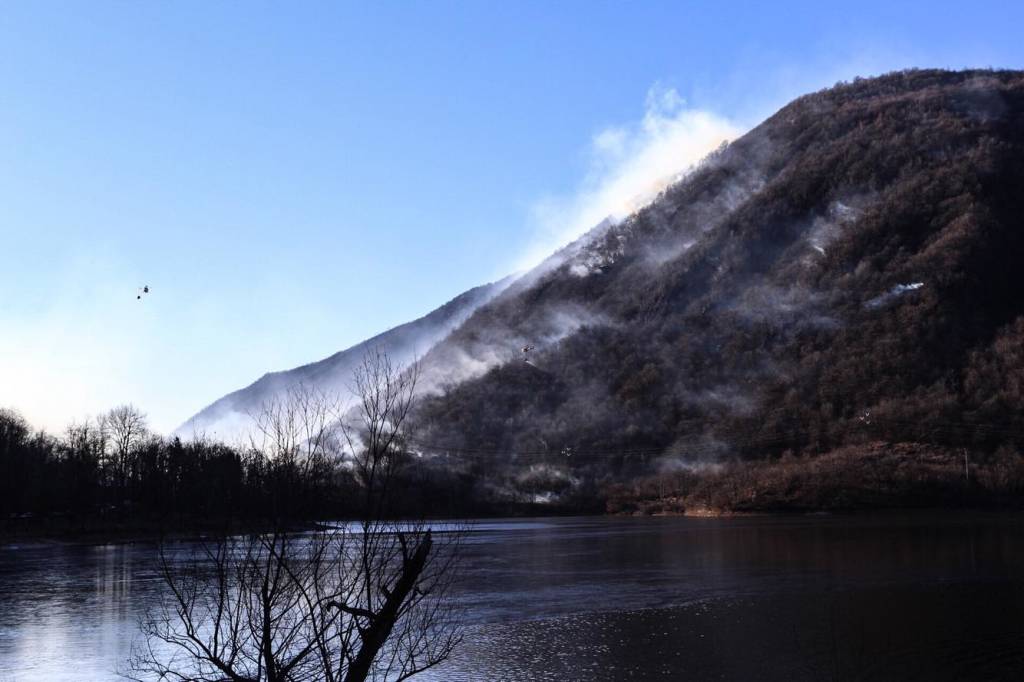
[2,513,1023,680]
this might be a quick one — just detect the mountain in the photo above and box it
[183,68,1024,490]
[412,69,1024,472]
[178,278,510,438]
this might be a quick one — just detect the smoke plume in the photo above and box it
[513,84,743,273]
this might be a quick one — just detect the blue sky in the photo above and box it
[1,1,1022,433]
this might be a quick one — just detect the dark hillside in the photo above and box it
[414,69,1024,478]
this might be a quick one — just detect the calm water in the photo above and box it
[2,514,1023,681]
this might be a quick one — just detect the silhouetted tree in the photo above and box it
[129,351,462,682]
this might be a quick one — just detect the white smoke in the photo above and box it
[416,302,613,394]
[865,282,925,309]
[512,84,744,273]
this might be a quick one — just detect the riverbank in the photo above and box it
[6,441,1023,544]
[604,441,1024,516]
[0,501,586,545]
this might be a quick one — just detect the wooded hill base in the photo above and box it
[604,442,1024,515]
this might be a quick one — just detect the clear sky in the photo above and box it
[1,1,1022,433]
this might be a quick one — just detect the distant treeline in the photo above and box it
[6,400,1024,534]
[0,402,601,537]
[0,406,333,530]
[0,405,510,535]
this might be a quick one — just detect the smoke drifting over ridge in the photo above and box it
[176,85,743,440]
[512,85,743,274]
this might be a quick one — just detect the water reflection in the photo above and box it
[0,543,163,681]
[1,513,1023,681]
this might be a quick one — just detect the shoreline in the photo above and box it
[5,504,1023,547]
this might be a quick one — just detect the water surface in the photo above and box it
[2,513,1023,680]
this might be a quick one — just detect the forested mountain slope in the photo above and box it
[413,69,1024,472]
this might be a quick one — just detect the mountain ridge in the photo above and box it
[178,277,513,437]
[183,69,1024,485]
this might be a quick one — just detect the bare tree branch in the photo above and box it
[129,351,462,682]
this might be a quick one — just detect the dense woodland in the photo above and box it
[0,406,332,530]
[0,404,496,535]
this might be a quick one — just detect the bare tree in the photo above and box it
[249,383,339,473]
[65,417,108,461]
[101,405,149,501]
[129,350,462,681]
[248,384,342,517]
[342,348,420,516]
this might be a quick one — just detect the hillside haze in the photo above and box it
[179,279,509,438]
[186,69,1024,475]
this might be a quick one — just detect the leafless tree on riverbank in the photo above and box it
[128,350,463,682]
[101,405,149,493]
